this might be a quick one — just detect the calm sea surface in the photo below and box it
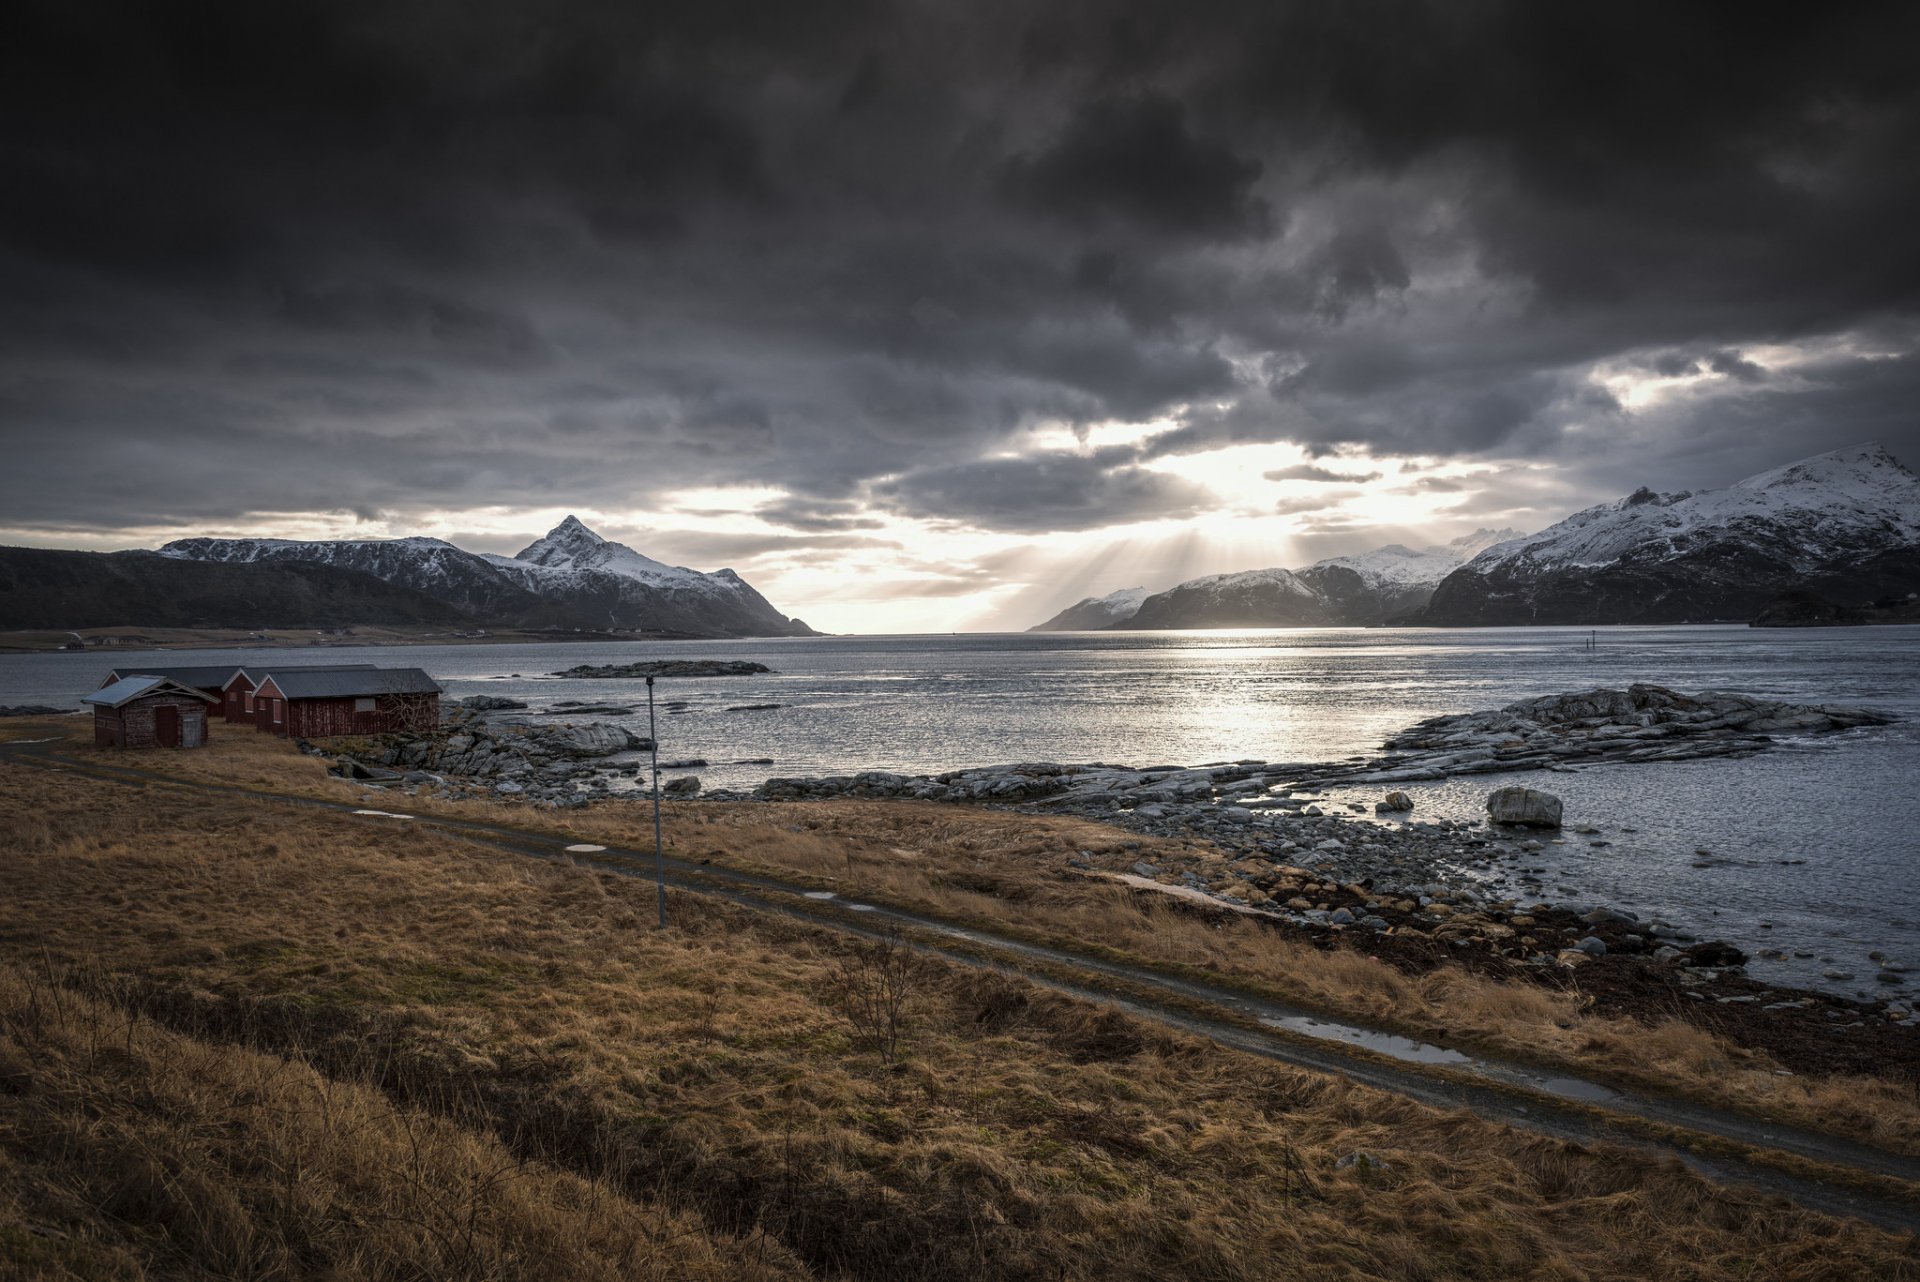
[6,626,1917,994]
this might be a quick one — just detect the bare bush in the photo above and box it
[827,933,924,1065]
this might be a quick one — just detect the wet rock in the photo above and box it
[1375,790,1414,813]
[1683,940,1748,968]
[663,776,702,797]
[540,723,643,758]
[1486,787,1563,828]
[1575,936,1607,956]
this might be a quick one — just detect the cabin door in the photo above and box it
[154,704,180,747]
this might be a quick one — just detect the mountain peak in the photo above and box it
[515,515,611,567]
[1732,442,1914,494]
[549,514,605,544]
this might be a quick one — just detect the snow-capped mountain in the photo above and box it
[160,535,557,624]
[1026,586,1152,632]
[483,516,814,636]
[160,517,816,637]
[1418,444,1920,625]
[1032,527,1522,630]
[1294,529,1521,624]
[1116,567,1338,629]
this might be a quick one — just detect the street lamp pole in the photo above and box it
[647,675,665,928]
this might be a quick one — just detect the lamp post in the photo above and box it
[647,675,665,928]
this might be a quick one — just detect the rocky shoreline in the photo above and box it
[323,684,1913,1030]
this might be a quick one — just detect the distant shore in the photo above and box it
[0,624,741,654]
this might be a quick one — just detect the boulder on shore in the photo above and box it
[1486,786,1563,828]
[662,775,702,796]
[1375,790,1414,813]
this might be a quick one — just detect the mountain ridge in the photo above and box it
[0,547,474,631]
[1417,443,1920,625]
[1029,527,1521,630]
[157,517,816,637]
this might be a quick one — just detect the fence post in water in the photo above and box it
[648,675,665,929]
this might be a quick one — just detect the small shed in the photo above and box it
[100,665,243,719]
[222,663,376,724]
[252,667,442,738]
[83,676,218,749]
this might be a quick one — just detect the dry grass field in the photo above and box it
[13,713,1920,1159]
[1,742,1917,1279]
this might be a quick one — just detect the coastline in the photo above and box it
[4,713,1914,1174]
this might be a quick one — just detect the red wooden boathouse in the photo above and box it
[222,663,376,724]
[251,667,442,737]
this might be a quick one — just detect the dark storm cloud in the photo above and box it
[999,93,1272,240]
[3,0,1919,543]
[874,450,1210,532]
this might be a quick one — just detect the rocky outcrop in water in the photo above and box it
[1349,684,1893,784]
[551,660,775,678]
[456,694,529,711]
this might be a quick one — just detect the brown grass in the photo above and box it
[0,758,1916,1279]
[21,715,1920,1157]
[553,796,1920,1156]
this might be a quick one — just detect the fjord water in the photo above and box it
[6,625,1916,994]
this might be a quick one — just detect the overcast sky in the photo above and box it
[4,1,1917,632]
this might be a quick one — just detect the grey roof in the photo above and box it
[102,664,243,689]
[258,667,442,699]
[84,675,219,708]
[226,662,377,690]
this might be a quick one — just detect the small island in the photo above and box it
[550,659,775,678]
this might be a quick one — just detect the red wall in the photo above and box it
[255,693,440,738]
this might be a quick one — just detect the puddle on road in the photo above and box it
[1258,1014,1623,1104]
[802,891,837,900]
[564,843,607,853]
[1260,1015,1470,1066]
[351,809,413,820]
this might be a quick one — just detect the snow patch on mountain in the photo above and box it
[1026,586,1153,631]
[1464,444,1920,574]
[159,517,814,635]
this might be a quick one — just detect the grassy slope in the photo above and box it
[16,714,1920,1157]
[0,754,1917,1279]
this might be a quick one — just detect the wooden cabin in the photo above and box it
[222,663,377,724]
[83,676,218,748]
[100,665,242,719]
[251,667,442,738]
